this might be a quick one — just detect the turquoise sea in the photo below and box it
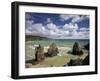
[27,39,89,48]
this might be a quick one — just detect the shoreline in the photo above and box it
[25,44,88,68]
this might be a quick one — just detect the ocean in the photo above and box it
[26,39,89,48]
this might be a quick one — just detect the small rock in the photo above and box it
[26,63,32,68]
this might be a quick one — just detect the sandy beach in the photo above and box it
[25,44,88,68]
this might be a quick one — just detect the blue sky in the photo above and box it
[25,12,89,39]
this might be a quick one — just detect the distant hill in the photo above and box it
[26,35,48,41]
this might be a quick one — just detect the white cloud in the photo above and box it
[72,15,81,23]
[25,20,34,28]
[25,18,89,39]
[25,13,32,20]
[47,18,52,23]
[80,27,89,32]
[59,14,89,24]
[62,23,89,39]
[71,27,89,39]
[72,15,89,23]
[25,29,33,35]
[63,23,78,38]
[25,22,46,36]
[59,14,74,21]
[46,23,57,31]
[63,23,78,31]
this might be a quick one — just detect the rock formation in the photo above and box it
[35,44,45,62]
[83,43,89,65]
[68,59,83,66]
[47,43,59,57]
[82,54,89,65]
[72,42,83,55]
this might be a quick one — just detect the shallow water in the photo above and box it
[26,39,89,48]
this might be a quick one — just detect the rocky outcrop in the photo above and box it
[72,42,84,55]
[82,55,89,65]
[46,43,59,57]
[68,59,83,66]
[83,43,89,65]
[35,44,45,62]
[67,54,89,66]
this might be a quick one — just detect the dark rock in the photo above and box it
[47,43,59,57]
[72,42,84,55]
[26,59,39,65]
[82,55,89,65]
[67,50,72,54]
[25,63,32,68]
[79,50,84,55]
[35,44,45,62]
[68,59,83,66]
[63,64,68,67]
[67,54,89,66]
[72,42,80,55]
[84,43,89,50]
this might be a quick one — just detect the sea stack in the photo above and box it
[72,42,83,55]
[35,44,45,62]
[47,43,59,57]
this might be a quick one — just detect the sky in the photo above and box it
[25,12,89,39]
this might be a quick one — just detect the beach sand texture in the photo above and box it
[25,43,88,68]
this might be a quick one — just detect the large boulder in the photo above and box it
[35,44,45,62]
[47,43,59,57]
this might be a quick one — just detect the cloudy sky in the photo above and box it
[25,12,89,39]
